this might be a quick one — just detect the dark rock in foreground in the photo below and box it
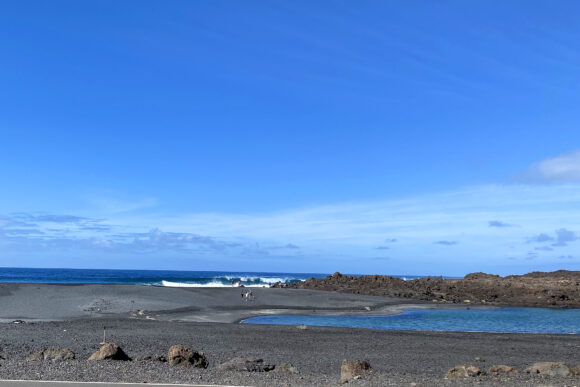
[285,270,580,307]
[26,348,75,361]
[445,365,482,378]
[525,361,571,377]
[167,345,208,368]
[488,365,519,375]
[88,343,131,361]
[340,359,371,383]
[275,363,299,374]
[217,357,275,372]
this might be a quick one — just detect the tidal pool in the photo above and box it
[242,307,580,334]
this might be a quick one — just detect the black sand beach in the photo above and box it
[1,284,580,386]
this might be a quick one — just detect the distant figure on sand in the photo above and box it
[241,290,254,301]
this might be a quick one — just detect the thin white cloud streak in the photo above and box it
[519,150,580,184]
[86,195,159,215]
[114,184,580,249]
[2,183,580,274]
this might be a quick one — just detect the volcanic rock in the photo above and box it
[445,365,482,378]
[27,348,75,361]
[488,365,519,375]
[525,362,571,377]
[340,359,372,383]
[167,345,208,368]
[275,363,299,374]
[217,357,275,372]
[88,343,131,361]
[291,270,580,308]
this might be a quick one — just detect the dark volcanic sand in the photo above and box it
[1,284,579,386]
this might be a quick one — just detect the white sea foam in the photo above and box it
[224,276,294,283]
[161,280,267,288]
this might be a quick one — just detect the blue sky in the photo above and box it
[0,1,579,276]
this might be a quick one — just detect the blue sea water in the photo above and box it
[0,267,427,287]
[0,267,327,287]
[242,308,580,334]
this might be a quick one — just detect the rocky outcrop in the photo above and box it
[340,359,372,383]
[289,270,580,308]
[27,348,75,361]
[525,362,571,377]
[88,343,131,361]
[487,365,519,375]
[275,363,299,374]
[217,357,275,372]
[445,365,482,378]
[167,345,208,368]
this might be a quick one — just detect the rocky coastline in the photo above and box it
[279,270,580,308]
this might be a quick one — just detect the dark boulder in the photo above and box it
[88,343,130,361]
[488,365,519,375]
[445,365,482,378]
[168,345,208,368]
[217,357,275,372]
[27,348,75,361]
[340,359,372,383]
[525,362,571,377]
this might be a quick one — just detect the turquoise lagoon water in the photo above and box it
[242,308,580,334]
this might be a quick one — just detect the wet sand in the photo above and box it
[1,284,579,386]
[0,283,424,323]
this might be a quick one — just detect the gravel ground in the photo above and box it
[1,319,580,386]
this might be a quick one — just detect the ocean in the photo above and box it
[0,267,426,287]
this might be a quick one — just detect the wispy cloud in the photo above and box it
[488,220,511,228]
[434,240,457,246]
[528,233,554,243]
[268,243,300,250]
[528,228,578,247]
[29,214,87,223]
[552,228,578,247]
[2,183,580,275]
[87,196,159,214]
[79,224,112,232]
[518,150,580,184]
[120,228,242,253]
[526,252,538,260]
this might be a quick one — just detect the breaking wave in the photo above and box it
[160,275,305,288]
